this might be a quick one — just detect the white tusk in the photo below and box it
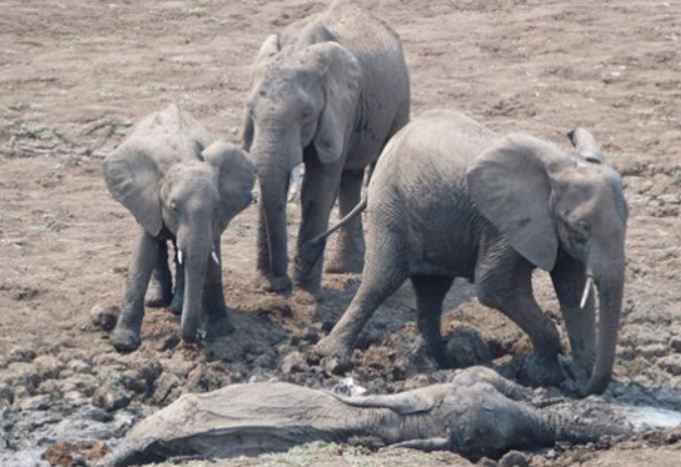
[211,250,220,265]
[177,250,183,266]
[580,276,594,309]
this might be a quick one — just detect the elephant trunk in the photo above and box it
[252,127,303,278]
[177,222,212,342]
[583,239,626,395]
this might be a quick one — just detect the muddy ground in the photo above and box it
[2,0,681,465]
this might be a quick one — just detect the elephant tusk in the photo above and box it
[580,276,594,309]
[177,250,183,266]
[211,250,220,265]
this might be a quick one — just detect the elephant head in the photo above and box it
[242,29,361,279]
[466,130,628,395]
[103,139,255,341]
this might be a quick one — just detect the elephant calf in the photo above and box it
[102,366,612,466]
[315,110,628,396]
[103,104,255,351]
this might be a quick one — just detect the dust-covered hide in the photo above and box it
[103,382,375,466]
[103,367,623,466]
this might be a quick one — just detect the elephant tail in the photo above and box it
[306,194,368,247]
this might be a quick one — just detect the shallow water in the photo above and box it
[620,405,681,429]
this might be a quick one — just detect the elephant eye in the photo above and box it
[170,200,178,212]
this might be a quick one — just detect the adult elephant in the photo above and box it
[242,1,410,295]
[315,110,628,396]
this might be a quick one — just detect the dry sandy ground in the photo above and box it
[2,0,681,466]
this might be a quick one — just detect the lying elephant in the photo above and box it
[315,110,628,396]
[103,104,255,351]
[102,367,612,466]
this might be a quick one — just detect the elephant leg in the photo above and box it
[550,250,596,381]
[315,226,409,361]
[411,275,454,367]
[476,249,562,385]
[201,242,235,341]
[111,227,159,352]
[169,240,184,316]
[326,170,365,274]
[293,158,343,295]
[145,239,173,308]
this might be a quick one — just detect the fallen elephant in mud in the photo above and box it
[103,367,625,465]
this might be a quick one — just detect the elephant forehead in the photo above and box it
[165,164,216,193]
[256,65,316,95]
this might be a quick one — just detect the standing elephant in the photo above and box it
[315,110,628,396]
[103,105,255,351]
[243,1,410,295]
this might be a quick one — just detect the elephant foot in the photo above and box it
[518,354,564,388]
[315,335,352,362]
[169,301,182,316]
[293,245,324,295]
[169,290,183,316]
[427,343,453,370]
[111,326,141,352]
[254,273,292,294]
[558,354,592,392]
[325,253,364,274]
[292,268,322,297]
[201,315,235,342]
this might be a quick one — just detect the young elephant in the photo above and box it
[103,105,255,351]
[103,367,614,466]
[315,110,628,396]
[243,0,410,295]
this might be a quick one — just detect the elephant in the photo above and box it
[101,366,621,466]
[103,104,255,351]
[314,110,628,396]
[242,0,410,295]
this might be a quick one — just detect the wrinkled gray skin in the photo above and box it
[315,110,628,396]
[103,105,255,351]
[243,1,410,295]
[102,367,619,466]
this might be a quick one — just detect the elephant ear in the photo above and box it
[103,145,163,236]
[466,134,569,271]
[254,34,280,67]
[329,385,441,415]
[242,34,280,152]
[306,42,361,164]
[567,127,605,164]
[202,141,256,230]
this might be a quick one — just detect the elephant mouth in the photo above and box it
[175,247,220,267]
